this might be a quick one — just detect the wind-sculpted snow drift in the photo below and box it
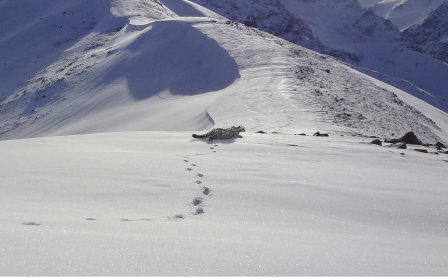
[0,0,447,144]
[1,0,448,275]
[0,0,239,138]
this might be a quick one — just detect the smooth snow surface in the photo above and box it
[1,132,447,275]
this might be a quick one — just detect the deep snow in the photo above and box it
[1,0,448,275]
[1,132,447,275]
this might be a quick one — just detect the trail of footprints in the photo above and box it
[183,144,218,217]
[22,144,218,226]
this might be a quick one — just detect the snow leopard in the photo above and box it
[192,125,245,141]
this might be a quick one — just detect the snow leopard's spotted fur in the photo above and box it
[192,125,245,141]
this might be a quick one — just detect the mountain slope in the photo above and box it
[1,1,448,275]
[358,0,447,31]
[403,2,448,64]
[191,0,448,114]
[0,0,447,145]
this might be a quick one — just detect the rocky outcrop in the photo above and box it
[385,132,423,145]
[371,139,382,146]
[190,0,323,49]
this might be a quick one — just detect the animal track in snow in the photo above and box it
[202,187,211,196]
[192,197,204,206]
[193,207,204,215]
[120,218,152,222]
[168,214,185,220]
[181,146,216,218]
[22,222,41,226]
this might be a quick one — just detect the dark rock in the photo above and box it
[295,133,307,136]
[313,131,329,137]
[243,20,257,28]
[256,130,266,134]
[399,132,422,145]
[272,131,280,134]
[435,142,446,149]
[414,149,429,153]
[371,139,382,146]
[385,132,422,145]
[389,142,406,149]
[398,143,407,149]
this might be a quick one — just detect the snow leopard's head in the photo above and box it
[233,125,245,133]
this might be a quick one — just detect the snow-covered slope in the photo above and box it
[0,0,238,138]
[187,0,322,49]
[1,131,447,275]
[280,0,448,113]
[191,0,448,114]
[403,2,448,64]
[357,0,448,64]
[1,1,448,275]
[1,0,448,144]
[358,0,447,31]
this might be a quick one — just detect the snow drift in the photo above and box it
[1,0,448,275]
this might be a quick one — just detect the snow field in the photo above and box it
[0,131,447,275]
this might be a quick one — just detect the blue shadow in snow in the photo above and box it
[102,20,240,100]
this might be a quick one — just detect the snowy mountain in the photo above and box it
[358,0,447,31]
[193,0,448,113]
[403,2,448,64]
[1,0,448,275]
[1,0,446,142]
[187,0,323,49]
[358,0,448,64]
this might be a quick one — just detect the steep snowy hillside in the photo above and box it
[0,0,447,144]
[281,0,448,112]
[192,0,448,113]
[187,0,322,49]
[403,2,448,64]
[1,1,448,275]
[358,0,447,31]
[0,0,238,138]
[0,0,446,144]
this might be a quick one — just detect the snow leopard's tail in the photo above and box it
[192,133,207,139]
